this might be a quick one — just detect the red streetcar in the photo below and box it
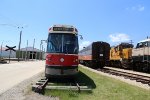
[45,25,79,78]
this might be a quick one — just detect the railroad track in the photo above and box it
[32,78,91,94]
[98,68,150,86]
[32,78,49,94]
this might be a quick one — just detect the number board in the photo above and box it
[53,27,74,32]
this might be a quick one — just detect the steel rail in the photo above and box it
[98,68,150,86]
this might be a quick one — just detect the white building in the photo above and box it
[0,47,45,59]
[19,47,45,60]
[0,47,16,58]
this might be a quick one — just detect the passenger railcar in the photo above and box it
[45,25,79,78]
[79,41,110,68]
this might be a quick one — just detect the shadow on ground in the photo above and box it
[76,71,96,89]
[44,71,96,98]
[47,71,96,90]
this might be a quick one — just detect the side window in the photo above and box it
[51,35,62,52]
[136,42,148,48]
[148,42,150,47]
[144,42,148,47]
[136,43,142,48]
[47,35,56,52]
[47,42,55,52]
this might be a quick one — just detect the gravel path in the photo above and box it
[0,61,45,94]
[79,64,150,90]
[0,72,59,100]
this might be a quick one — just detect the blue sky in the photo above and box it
[0,0,150,50]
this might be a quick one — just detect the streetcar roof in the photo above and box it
[53,24,74,28]
[48,24,78,35]
[49,31,77,34]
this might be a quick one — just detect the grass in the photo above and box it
[44,66,150,100]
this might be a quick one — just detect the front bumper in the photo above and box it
[45,65,78,78]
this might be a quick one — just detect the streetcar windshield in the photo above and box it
[47,33,78,54]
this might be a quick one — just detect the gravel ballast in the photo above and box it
[0,72,59,100]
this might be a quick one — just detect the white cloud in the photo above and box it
[79,41,91,50]
[131,6,136,10]
[109,33,130,43]
[138,5,144,11]
[126,5,145,12]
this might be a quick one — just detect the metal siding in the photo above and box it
[132,47,150,56]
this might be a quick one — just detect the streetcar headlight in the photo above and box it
[76,59,78,62]
[46,58,51,61]
[60,58,64,62]
[73,59,78,62]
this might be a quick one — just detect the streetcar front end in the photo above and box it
[45,25,79,78]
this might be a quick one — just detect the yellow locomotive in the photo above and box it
[109,43,133,68]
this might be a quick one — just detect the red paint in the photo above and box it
[46,53,78,66]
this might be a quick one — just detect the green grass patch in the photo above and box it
[45,66,150,100]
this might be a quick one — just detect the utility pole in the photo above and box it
[40,40,42,60]
[44,48,45,60]
[130,40,133,44]
[0,42,3,58]
[42,44,43,60]
[25,40,28,61]
[32,38,35,61]
[40,40,47,60]
[39,43,41,60]
[18,27,23,62]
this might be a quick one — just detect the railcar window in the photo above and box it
[63,34,78,54]
[136,43,142,48]
[47,34,62,53]
[144,42,148,47]
[148,42,150,47]
[136,42,149,48]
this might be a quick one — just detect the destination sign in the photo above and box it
[53,27,74,32]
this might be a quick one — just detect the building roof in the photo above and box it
[20,47,42,52]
